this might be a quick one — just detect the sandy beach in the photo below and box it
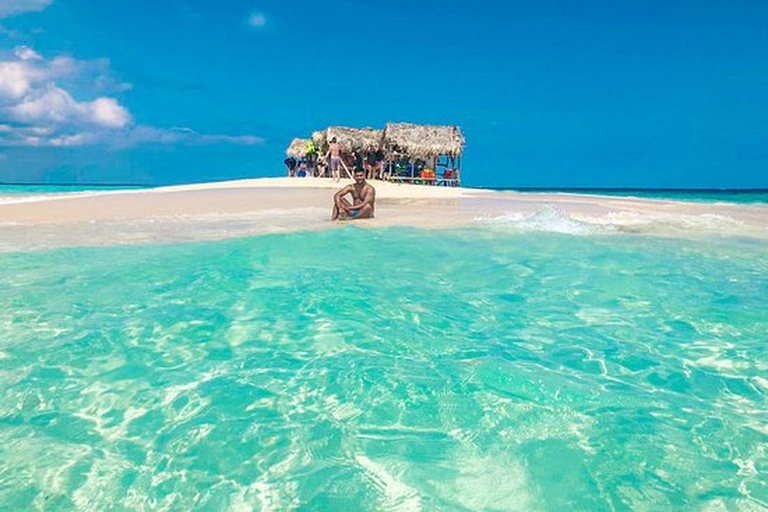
[1,177,766,251]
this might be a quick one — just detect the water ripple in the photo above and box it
[0,229,765,510]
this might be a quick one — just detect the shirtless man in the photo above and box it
[329,137,342,182]
[332,169,375,220]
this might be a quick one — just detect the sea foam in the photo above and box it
[476,204,745,235]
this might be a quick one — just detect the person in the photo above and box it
[316,159,328,178]
[329,137,342,182]
[296,161,308,177]
[305,139,317,175]
[332,169,375,220]
[382,160,394,180]
[353,150,364,173]
[365,150,382,180]
[284,156,297,177]
[343,153,356,175]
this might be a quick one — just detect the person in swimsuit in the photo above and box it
[329,137,342,182]
[284,156,297,177]
[365,150,382,179]
[332,169,376,220]
[353,150,364,173]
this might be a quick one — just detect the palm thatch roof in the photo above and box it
[325,126,383,153]
[286,138,309,158]
[383,123,464,158]
[311,130,327,150]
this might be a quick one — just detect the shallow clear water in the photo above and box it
[2,184,766,204]
[498,188,768,204]
[0,185,147,195]
[0,185,149,207]
[0,228,766,511]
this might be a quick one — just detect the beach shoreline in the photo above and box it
[1,177,766,251]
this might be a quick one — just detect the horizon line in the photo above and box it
[1,181,767,193]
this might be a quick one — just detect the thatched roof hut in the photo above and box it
[383,123,464,159]
[325,126,383,153]
[286,138,310,158]
[311,130,327,150]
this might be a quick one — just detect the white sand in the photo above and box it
[158,177,477,198]
[1,177,766,251]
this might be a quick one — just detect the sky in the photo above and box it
[0,0,766,188]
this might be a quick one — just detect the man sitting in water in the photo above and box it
[332,169,375,220]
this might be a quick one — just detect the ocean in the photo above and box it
[0,184,149,206]
[0,224,765,510]
[0,184,148,195]
[495,188,768,204]
[2,184,767,204]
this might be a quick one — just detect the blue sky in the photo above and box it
[0,0,766,188]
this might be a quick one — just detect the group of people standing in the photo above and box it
[284,138,386,182]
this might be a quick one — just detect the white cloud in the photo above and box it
[0,61,31,98]
[7,84,132,128]
[47,132,99,147]
[247,11,267,28]
[0,47,263,148]
[0,50,132,130]
[14,46,41,61]
[120,126,264,147]
[88,97,131,127]
[0,50,111,101]
[0,125,264,148]
[0,0,53,20]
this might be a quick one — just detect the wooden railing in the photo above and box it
[386,176,460,187]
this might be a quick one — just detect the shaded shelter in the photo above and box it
[286,122,465,185]
[311,130,327,152]
[382,123,465,185]
[383,123,464,159]
[325,126,383,153]
[286,138,310,158]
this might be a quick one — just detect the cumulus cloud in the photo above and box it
[7,84,131,127]
[0,0,53,19]
[0,47,263,148]
[14,46,41,61]
[0,60,31,98]
[0,49,124,101]
[246,11,267,28]
[0,49,132,132]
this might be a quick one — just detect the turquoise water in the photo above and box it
[499,188,768,204]
[0,184,148,196]
[2,184,766,204]
[0,228,766,511]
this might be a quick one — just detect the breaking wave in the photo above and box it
[475,205,745,235]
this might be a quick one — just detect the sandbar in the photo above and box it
[1,177,766,251]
